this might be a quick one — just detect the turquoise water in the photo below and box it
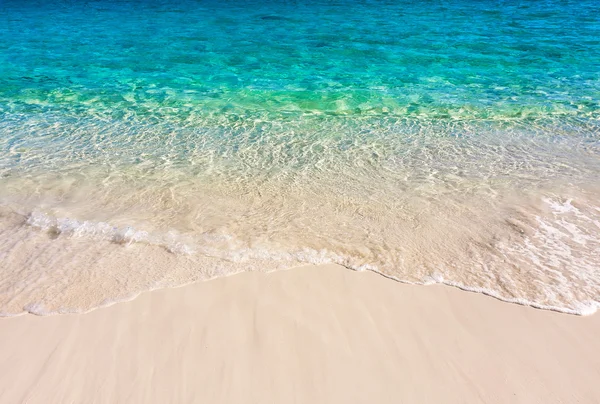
[1,0,600,315]
[1,0,600,120]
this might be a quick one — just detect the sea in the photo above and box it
[1,0,599,315]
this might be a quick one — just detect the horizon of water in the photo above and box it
[1,0,600,316]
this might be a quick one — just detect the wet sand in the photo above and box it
[1,263,599,403]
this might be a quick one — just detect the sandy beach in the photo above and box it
[1,263,599,404]
[2,1,600,403]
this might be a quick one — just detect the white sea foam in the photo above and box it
[7,202,598,317]
[26,211,195,255]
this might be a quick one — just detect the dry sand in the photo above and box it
[1,263,599,403]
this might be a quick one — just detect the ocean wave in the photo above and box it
[6,206,598,317]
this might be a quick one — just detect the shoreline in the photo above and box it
[3,261,595,318]
[1,263,599,403]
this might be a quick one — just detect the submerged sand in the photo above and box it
[1,263,599,403]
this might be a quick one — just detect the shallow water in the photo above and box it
[1,0,600,315]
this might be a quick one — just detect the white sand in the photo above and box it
[1,263,599,403]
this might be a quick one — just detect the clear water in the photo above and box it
[1,0,599,315]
